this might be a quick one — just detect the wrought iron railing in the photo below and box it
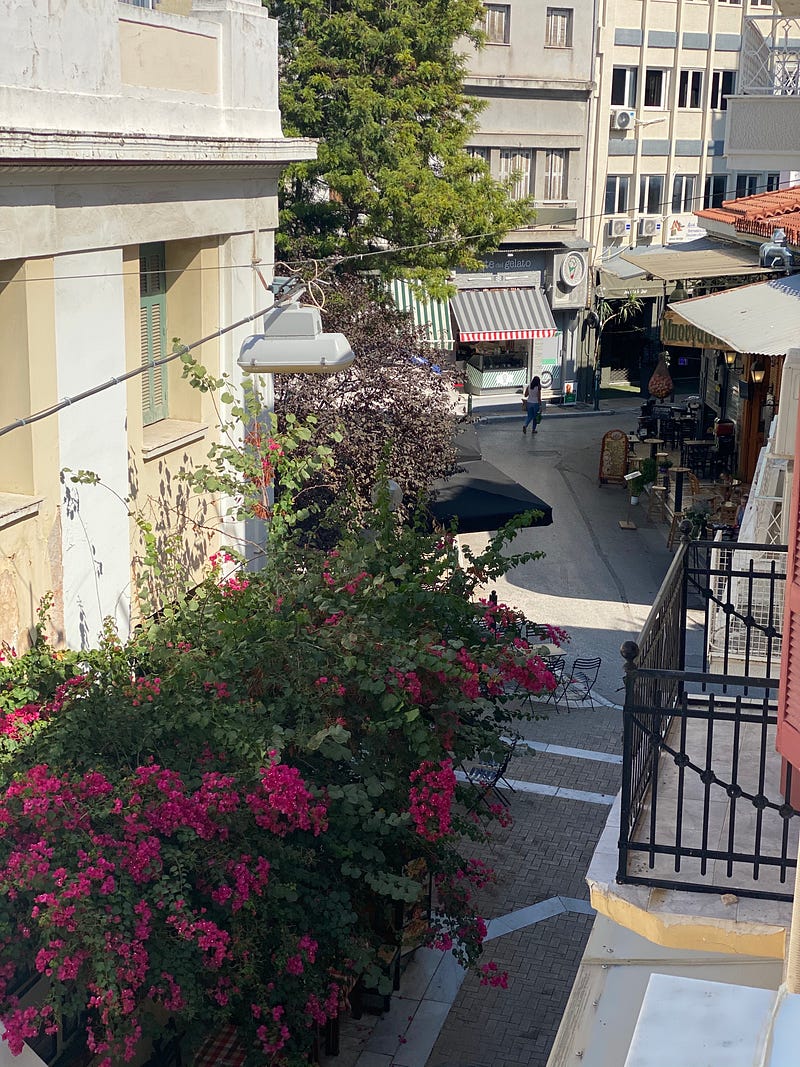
[740,15,800,96]
[618,537,796,900]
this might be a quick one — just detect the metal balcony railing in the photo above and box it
[741,15,800,96]
[618,539,798,901]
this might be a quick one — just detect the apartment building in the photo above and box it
[590,0,766,262]
[457,0,595,399]
[0,0,314,651]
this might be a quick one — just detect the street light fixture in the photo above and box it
[751,359,766,384]
[238,293,355,375]
[724,350,737,368]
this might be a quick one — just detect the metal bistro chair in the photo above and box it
[561,657,602,711]
[462,736,519,810]
[541,654,567,711]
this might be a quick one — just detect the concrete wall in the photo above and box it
[725,96,800,173]
[0,0,284,144]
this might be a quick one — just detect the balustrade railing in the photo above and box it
[618,538,795,900]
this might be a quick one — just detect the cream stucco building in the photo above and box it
[0,0,314,650]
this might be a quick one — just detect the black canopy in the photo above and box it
[426,459,553,533]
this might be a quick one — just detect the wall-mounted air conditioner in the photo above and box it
[611,109,636,131]
[638,217,662,238]
[607,217,632,238]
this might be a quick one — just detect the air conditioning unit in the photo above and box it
[638,217,662,238]
[607,217,632,238]
[611,109,636,131]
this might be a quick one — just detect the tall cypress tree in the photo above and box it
[272,0,532,287]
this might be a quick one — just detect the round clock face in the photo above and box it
[560,252,587,288]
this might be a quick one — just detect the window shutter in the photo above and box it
[139,244,168,426]
[777,391,800,770]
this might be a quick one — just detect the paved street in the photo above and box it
[328,400,674,1067]
[428,402,673,1067]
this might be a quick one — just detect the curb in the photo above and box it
[477,408,621,423]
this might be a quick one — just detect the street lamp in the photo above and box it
[751,359,766,384]
[724,350,737,369]
[238,293,355,375]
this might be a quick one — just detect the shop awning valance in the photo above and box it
[667,274,800,356]
[425,460,553,533]
[389,279,454,348]
[450,287,557,343]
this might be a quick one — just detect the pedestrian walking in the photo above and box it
[522,375,541,434]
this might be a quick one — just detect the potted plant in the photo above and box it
[658,457,673,474]
[638,457,658,490]
[628,474,643,505]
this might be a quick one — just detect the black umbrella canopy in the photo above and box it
[426,460,553,534]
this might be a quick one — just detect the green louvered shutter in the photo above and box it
[139,243,168,426]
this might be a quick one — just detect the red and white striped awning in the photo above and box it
[451,287,557,343]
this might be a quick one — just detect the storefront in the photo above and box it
[661,274,800,482]
[452,244,590,399]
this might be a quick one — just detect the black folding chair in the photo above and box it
[562,657,602,710]
[541,654,566,711]
[462,737,519,809]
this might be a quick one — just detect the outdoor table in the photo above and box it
[643,437,664,459]
[682,439,714,477]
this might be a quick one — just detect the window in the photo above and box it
[611,67,638,108]
[710,70,735,110]
[750,0,772,6]
[483,4,510,44]
[767,172,781,191]
[498,149,532,200]
[678,70,703,108]
[639,175,664,215]
[736,173,760,198]
[543,149,567,200]
[545,7,573,47]
[704,174,727,208]
[719,0,741,5]
[139,242,168,426]
[644,69,668,109]
[672,175,697,213]
[605,175,629,214]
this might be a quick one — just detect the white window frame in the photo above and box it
[643,68,668,109]
[735,173,760,198]
[482,4,510,44]
[678,70,704,109]
[611,67,638,108]
[639,175,664,215]
[543,149,567,200]
[711,70,736,110]
[671,174,697,213]
[605,175,630,214]
[704,174,727,209]
[498,149,533,200]
[545,7,573,48]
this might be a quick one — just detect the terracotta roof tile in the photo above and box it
[695,188,800,246]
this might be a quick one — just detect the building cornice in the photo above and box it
[0,126,317,166]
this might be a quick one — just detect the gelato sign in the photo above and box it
[661,308,726,350]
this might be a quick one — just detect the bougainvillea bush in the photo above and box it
[0,427,565,1065]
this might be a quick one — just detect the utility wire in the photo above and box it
[0,177,785,287]
[0,300,285,441]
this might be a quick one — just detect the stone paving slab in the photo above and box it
[503,750,621,797]
[427,914,595,1067]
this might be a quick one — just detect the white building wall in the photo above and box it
[54,250,131,646]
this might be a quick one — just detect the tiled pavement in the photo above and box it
[327,716,622,1067]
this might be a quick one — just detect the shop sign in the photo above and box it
[661,309,726,349]
[666,216,708,245]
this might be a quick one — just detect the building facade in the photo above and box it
[0,0,314,650]
[458,0,595,399]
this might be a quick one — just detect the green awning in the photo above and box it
[390,279,454,349]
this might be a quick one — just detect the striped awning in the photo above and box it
[389,279,454,348]
[450,287,557,343]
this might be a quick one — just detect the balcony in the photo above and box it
[588,538,796,955]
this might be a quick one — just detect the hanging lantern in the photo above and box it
[648,352,674,399]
